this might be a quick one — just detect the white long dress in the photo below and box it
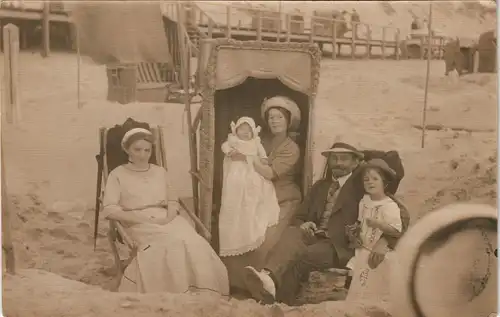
[102,164,229,295]
[346,195,402,303]
[218,134,281,257]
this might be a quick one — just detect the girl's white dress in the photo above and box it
[346,194,402,303]
[218,133,281,257]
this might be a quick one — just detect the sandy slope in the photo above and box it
[1,51,497,315]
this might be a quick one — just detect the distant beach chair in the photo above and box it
[93,117,210,291]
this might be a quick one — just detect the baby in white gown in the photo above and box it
[218,116,280,257]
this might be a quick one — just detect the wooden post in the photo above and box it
[286,14,291,43]
[207,19,213,38]
[309,21,314,44]
[1,25,17,275]
[3,24,21,124]
[256,11,262,41]
[381,26,386,59]
[41,0,50,58]
[2,143,15,275]
[176,3,200,222]
[276,5,282,42]
[420,37,425,60]
[421,2,433,148]
[365,24,371,59]
[76,25,82,109]
[351,22,356,59]
[332,20,337,60]
[226,5,231,39]
[395,29,401,60]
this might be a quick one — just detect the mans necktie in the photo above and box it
[318,180,341,232]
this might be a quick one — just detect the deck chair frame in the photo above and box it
[97,125,211,291]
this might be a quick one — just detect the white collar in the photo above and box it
[333,172,351,188]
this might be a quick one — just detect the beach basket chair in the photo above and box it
[93,117,210,290]
[189,39,322,254]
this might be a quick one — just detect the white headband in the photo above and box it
[121,128,153,151]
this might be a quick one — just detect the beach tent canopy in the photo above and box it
[70,1,172,65]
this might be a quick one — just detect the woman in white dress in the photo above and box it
[102,128,229,295]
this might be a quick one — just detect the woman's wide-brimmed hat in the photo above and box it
[359,158,397,181]
[121,127,153,151]
[321,142,364,159]
[261,96,301,131]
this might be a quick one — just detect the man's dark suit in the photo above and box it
[262,170,364,304]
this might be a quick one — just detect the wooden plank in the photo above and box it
[3,24,20,124]
[0,8,70,22]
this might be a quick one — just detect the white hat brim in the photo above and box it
[321,148,363,157]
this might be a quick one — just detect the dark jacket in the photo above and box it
[293,171,364,267]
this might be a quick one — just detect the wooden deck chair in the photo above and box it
[135,62,172,102]
[94,120,211,291]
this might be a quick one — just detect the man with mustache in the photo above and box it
[243,142,367,305]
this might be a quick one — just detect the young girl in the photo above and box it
[345,158,403,302]
[218,116,281,257]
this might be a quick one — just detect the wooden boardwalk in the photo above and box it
[0,1,446,60]
[163,1,445,60]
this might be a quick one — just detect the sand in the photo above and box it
[1,5,497,312]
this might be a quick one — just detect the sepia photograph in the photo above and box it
[0,1,497,316]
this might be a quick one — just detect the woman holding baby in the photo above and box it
[219,95,303,292]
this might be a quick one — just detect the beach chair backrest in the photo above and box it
[102,118,166,179]
[136,63,168,84]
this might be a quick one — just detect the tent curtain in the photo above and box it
[71,1,172,65]
[214,49,312,94]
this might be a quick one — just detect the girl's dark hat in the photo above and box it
[360,158,397,180]
[321,142,364,159]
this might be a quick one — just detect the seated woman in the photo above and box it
[102,128,229,295]
[222,96,303,291]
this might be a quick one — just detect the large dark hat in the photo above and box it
[321,142,364,159]
[359,158,397,181]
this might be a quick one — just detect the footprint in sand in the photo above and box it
[48,227,81,242]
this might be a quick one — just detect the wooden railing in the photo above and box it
[161,1,407,59]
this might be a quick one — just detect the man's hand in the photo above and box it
[260,158,269,165]
[300,221,317,237]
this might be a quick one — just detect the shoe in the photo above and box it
[243,266,276,304]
